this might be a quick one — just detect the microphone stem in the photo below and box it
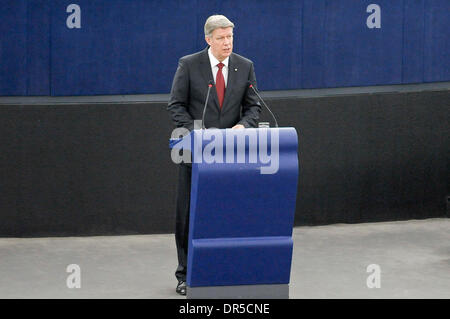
[251,86,278,128]
[201,85,212,130]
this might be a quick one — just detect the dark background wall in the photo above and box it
[1,87,448,237]
[1,0,449,96]
[1,0,448,237]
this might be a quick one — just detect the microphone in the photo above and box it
[201,80,215,129]
[248,82,278,128]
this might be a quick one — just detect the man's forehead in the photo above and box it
[212,27,233,35]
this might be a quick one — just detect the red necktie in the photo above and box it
[216,63,225,109]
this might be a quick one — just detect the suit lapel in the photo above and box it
[199,47,220,111]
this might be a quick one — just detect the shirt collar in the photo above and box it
[208,47,229,69]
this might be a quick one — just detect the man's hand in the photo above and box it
[232,124,245,129]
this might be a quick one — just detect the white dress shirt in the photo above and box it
[208,47,229,88]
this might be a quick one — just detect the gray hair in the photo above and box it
[204,15,235,37]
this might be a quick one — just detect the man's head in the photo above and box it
[204,15,234,62]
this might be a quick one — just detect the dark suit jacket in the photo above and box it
[168,47,261,130]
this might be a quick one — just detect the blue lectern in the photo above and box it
[170,127,298,298]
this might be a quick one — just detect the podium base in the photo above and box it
[186,284,289,299]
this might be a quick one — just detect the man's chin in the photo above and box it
[222,51,232,58]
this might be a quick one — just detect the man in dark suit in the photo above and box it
[167,14,261,295]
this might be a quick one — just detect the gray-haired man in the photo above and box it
[167,15,261,295]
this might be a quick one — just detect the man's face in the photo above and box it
[205,27,233,62]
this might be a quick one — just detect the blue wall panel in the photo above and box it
[0,1,27,95]
[423,0,450,82]
[27,0,50,95]
[0,0,449,96]
[302,0,327,88]
[402,0,425,84]
[0,0,49,96]
[303,0,403,88]
[194,0,303,91]
[323,0,403,87]
[51,0,198,95]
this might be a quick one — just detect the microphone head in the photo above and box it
[247,81,254,88]
[208,80,214,87]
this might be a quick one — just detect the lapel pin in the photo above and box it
[234,68,238,72]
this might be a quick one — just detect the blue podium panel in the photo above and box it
[189,237,293,287]
[185,128,299,287]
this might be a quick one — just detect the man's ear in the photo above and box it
[205,36,211,46]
